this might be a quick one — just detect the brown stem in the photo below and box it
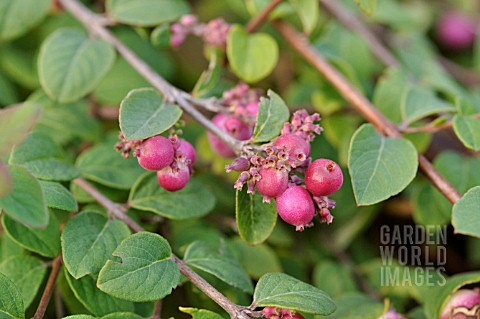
[73,177,250,319]
[153,300,162,319]
[58,0,244,154]
[319,0,399,68]
[401,114,480,134]
[246,0,283,33]
[273,21,462,204]
[32,256,62,319]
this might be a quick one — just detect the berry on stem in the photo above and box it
[440,289,480,319]
[274,133,310,166]
[305,158,343,196]
[135,136,174,171]
[157,165,190,192]
[207,113,252,158]
[276,185,315,231]
[256,167,289,201]
[436,11,477,50]
[175,138,196,169]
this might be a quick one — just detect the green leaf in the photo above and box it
[76,144,145,190]
[0,102,42,158]
[93,59,150,105]
[253,272,336,315]
[453,115,480,151]
[288,0,318,34]
[235,188,277,245]
[229,239,282,280]
[354,0,377,15]
[412,182,450,227]
[0,272,24,319]
[322,292,383,319]
[180,307,224,319]
[0,166,48,228]
[0,163,12,199]
[452,186,480,238]
[372,67,407,124]
[401,86,455,124]
[252,90,290,143]
[184,241,253,293]
[102,313,144,319]
[0,255,47,309]
[62,211,131,279]
[64,269,134,316]
[97,232,180,302]
[9,132,79,182]
[425,272,480,319]
[119,88,182,140]
[106,0,190,27]
[129,173,215,219]
[0,44,39,89]
[40,181,78,212]
[0,0,51,42]
[227,24,279,83]
[312,261,357,299]
[348,124,418,205]
[2,213,60,258]
[38,28,115,103]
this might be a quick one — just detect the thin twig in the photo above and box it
[153,300,162,319]
[318,0,398,68]
[73,177,254,319]
[319,0,480,88]
[246,0,283,33]
[58,0,244,154]
[400,113,480,134]
[32,256,63,319]
[273,21,462,204]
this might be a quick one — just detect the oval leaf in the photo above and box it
[76,144,145,190]
[227,25,279,83]
[119,88,182,140]
[0,102,42,158]
[2,213,60,258]
[38,28,115,103]
[348,124,418,205]
[97,232,180,302]
[180,307,224,319]
[62,211,131,279]
[64,269,134,316]
[0,272,24,319]
[452,186,480,238]
[0,162,12,199]
[0,255,47,309]
[453,115,480,151]
[401,86,455,124]
[0,0,51,42]
[252,90,290,143]
[129,173,215,219]
[0,165,48,228]
[253,272,336,315]
[106,0,190,26]
[236,188,277,245]
[184,241,253,293]
[40,181,78,212]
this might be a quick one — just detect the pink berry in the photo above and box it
[136,136,174,171]
[176,138,196,169]
[157,165,190,192]
[436,11,477,50]
[440,289,480,319]
[207,113,252,158]
[262,307,277,318]
[256,167,288,199]
[274,134,310,163]
[305,159,343,196]
[276,186,315,231]
[245,102,259,118]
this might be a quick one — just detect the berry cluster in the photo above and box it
[116,133,196,192]
[170,14,231,48]
[226,110,343,231]
[262,307,304,319]
[207,83,261,158]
